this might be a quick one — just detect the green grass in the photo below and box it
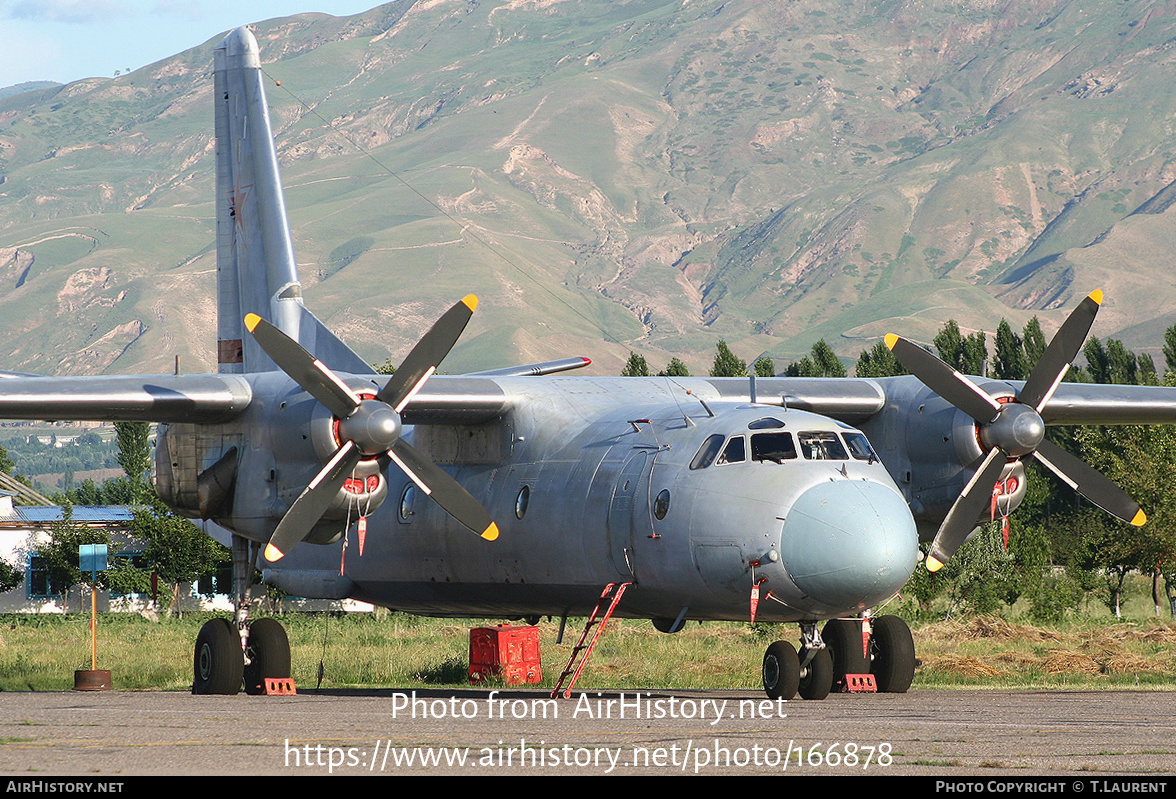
[0,609,1172,693]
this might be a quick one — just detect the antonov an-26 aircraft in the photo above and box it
[5,27,1175,700]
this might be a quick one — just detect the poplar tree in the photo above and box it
[710,341,747,377]
[621,352,651,377]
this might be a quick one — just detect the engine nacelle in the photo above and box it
[155,421,243,520]
[859,376,1027,536]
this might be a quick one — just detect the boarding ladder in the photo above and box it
[551,582,633,699]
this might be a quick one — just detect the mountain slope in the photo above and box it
[2,0,1176,377]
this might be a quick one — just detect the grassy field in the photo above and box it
[0,607,1172,694]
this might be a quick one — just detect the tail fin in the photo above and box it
[213,27,369,375]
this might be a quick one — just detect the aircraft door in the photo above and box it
[607,449,651,577]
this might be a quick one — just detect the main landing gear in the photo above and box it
[193,535,292,695]
[761,615,915,700]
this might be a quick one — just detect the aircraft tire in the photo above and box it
[798,646,833,700]
[193,618,243,695]
[243,618,291,695]
[762,640,800,700]
[869,615,916,693]
[822,618,868,686]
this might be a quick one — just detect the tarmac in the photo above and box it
[0,687,1173,777]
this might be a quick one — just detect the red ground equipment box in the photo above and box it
[469,624,542,685]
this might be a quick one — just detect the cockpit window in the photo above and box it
[717,435,746,465]
[797,431,849,460]
[751,432,797,463]
[843,432,877,461]
[748,417,786,430]
[690,434,726,470]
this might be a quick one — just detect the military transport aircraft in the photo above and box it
[3,27,1175,700]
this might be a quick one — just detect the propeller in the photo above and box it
[885,290,1145,572]
[245,295,499,563]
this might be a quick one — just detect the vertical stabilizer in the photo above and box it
[214,27,371,376]
[214,27,302,374]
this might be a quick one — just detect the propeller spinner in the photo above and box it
[245,295,499,563]
[885,290,1145,572]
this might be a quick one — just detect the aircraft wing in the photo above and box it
[0,371,1169,428]
[702,375,1176,426]
[0,374,252,423]
[0,371,511,427]
[1031,382,1176,425]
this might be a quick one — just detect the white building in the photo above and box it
[0,495,370,613]
[0,493,230,613]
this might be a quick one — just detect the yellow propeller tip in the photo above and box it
[244,313,261,332]
[481,522,499,541]
[1132,509,1146,526]
[925,555,944,573]
[884,333,900,350]
[462,294,479,312]
[264,543,285,562]
[1088,289,1103,305]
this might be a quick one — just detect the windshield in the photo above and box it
[690,434,725,470]
[751,432,797,463]
[843,431,877,461]
[797,431,849,460]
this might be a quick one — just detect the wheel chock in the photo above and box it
[264,677,297,695]
[842,674,877,693]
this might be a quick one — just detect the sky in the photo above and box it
[0,0,386,88]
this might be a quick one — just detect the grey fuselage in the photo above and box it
[163,372,921,624]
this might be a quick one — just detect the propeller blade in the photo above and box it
[926,448,1007,572]
[885,334,1001,424]
[245,313,361,419]
[264,441,362,562]
[378,295,478,412]
[388,438,499,541]
[1018,290,1102,412]
[1032,438,1146,527]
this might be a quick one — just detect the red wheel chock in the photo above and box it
[843,674,877,693]
[264,678,297,695]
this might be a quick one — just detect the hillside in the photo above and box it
[2,0,1176,377]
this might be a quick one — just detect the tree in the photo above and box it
[659,357,690,377]
[1106,339,1138,385]
[934,320,986,376]
[0,557,21,594]
[811,340,846,377]
[786,340,846,377]
[115,421,150,503]
[1084,337,1149,385]
[1073,423,1176,617]
[753,356,775,377]
[621,352,651,377]
[930,524,1021,617]
[854,340,906,377]
[1023,316,1047,372]
[35,504,121,609]
[132,499,230,617]
[0,442,13,476]
[709,341,747,377]
[67,478,105,506]
[784,356,816,377]
[992,319,1026,380]
[1163,323,1176,379]
[934,320,965,370]
[1138,354,1159,386]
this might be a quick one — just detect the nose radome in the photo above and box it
[779,480,919,614]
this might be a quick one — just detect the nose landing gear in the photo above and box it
[760,615,916,699]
